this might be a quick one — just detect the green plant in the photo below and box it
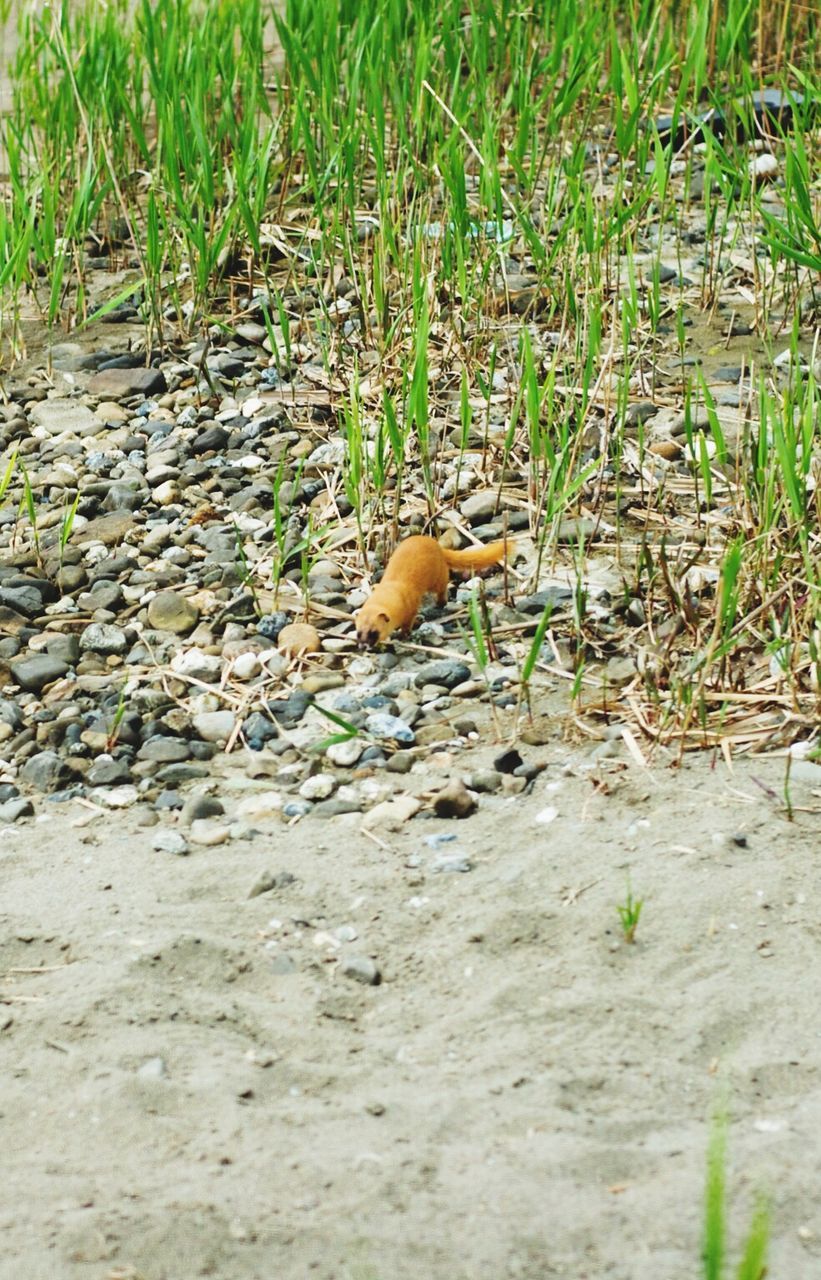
[703,1114,769,1280]
[616,883,643,944]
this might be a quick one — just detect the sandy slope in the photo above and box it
[1,739,820,1280]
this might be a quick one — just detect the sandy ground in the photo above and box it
[2,730,820,1280]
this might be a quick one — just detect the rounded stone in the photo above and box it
[277,623,321,657]
[192,710,237,743]
[79,623,129,656]
[147,592,200,634]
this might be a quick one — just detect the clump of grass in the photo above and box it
[616,883,643,944]
[703,1115,769,1280]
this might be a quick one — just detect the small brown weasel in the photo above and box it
[355,534,510,648]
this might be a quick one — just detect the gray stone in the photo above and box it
[385,750,414,774]
[19,751,69,792]
[0,585,43,617]
[137,737,191,763]
[414,661,471,691]
[103,481,146,513]
[191,424,229,454]
[29,398,98,436]
[192,710,236,743]
[11,654,69,692]
[88,367,168,398]
[365,713,415,744]
[146,592,200,634]
[430,853,473,873]
[624,401,659,425]
[77,512,133,546]
[313,797,364,818]
[45,634,80,664]
[469,769,502,793]
[154,763,210,785]
[87,757,132,786]
[460,491,512,521]
[151,829,189,856]
[180,793,224,826]
[78,581,123,612]
[0,797,34,822]
[79,623,129,655]
[340,956,381,986]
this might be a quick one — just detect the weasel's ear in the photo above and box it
[376,611,390,625]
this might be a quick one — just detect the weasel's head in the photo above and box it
[355,606,392,649]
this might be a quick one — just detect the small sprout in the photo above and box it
[617,884,643,944]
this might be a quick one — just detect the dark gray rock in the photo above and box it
[20,751,69,792]
[242,712,279,747]
[87,757,132,786]
[102,481,146,513]
[313,797,364,818]
[154,763,210,785]
[0,586,43,617]
[269,690,312,727]
[11,654,69,692]
[414,661,471,691]
[180,794,224,826]
[45,634,80,664]
[191,424,229,454]
[515,587,573,615]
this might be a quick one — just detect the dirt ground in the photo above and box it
[2,727,820,1280]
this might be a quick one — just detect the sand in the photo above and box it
[2,739,820,1280]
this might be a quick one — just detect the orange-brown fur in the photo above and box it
[355,534,510,648]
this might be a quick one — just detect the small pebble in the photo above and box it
[339,956,381,986]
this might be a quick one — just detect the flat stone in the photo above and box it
[0,606,30,635]
[29,398,98,436]
[191,425,229,454]
[137,737,191,763]
[460,491,514,521]
[103,481,146,512]
[88,367,168,398]
[76,512,133,547]
[10,654,69,692]
[414,661,470,691]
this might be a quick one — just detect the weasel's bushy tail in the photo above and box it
[440,539,511,572]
